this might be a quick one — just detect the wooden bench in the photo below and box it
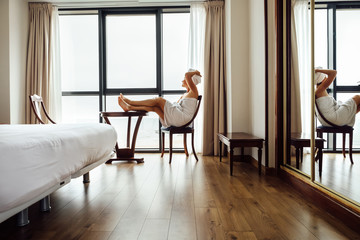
[218,132,264,175]
[290,133,325,175]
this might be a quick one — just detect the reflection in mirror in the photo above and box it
[313,3,360,206]
[287,0,312,176]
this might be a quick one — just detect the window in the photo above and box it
[314,3,360,151]
[163,13,190,90]
[59,14,99,123]
[336,9,360,86]
[60,15,99,92]
[336,93,360,149]
[59,8,190,151]
[106,14,157,89]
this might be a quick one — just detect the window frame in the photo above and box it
[315,1,360,152]
[59,6,190,152]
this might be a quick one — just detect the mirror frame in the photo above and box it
[277,0,360,228]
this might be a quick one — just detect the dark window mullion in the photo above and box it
[99,10,106,121]
[105,88,159,95]
[157,9,163,152]
[336,86,360,92]
[327,5,336,150]
[62,91,99,96]
[161,90,186,95]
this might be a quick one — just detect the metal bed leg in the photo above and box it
[16,208,29,226]
[83,172,90,183]
[40,195,51,212]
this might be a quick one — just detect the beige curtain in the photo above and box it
[290,5,302,134]
[202,0,226,156]
[292,0,311,135]
[25,3,54,124]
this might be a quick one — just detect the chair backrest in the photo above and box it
[29,94,56,124]
[178,95,202,128]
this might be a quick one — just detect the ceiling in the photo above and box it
[25,0,204,8]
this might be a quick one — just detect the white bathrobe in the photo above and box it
[316,96,357,127]
[160,98,197,127]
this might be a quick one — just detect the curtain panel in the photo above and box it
[290,0,302,134]
[25,3,61,124]
[292,0,311,135]
[188,3,206,153]
[202,0,227,156]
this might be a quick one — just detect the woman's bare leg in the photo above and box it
[118,97,165,120]
[120,94,166,109]
[352,95,360,113]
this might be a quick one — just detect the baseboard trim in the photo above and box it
[232,155,276,176]
[279,167,360,234]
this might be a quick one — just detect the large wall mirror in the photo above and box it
[285,0,360,208]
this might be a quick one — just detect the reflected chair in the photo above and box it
[160,95,202,163]
[315,102,353,164]
[29,94,56,124]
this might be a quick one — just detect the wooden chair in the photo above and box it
[29,94,56,124]
[160,95,202,163]
[315,101,353,164]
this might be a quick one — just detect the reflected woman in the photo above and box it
[118,69,201,128]
[315,68,360,127]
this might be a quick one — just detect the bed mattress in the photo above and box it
[0,123,117,213]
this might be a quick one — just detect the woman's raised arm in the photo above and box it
[315,69,337,96]
[185,71,200,95]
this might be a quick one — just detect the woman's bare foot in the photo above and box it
[120,93,130,104]
[118,96,130,112]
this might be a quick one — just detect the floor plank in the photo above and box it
[195,207,225,240]
[289,152,360,204]
[0,153,359,240]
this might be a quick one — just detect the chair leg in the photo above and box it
[317,131,323,138]
[169,132,173,164]
[295,147,300,169]
[219,140,222,162]
[191,132,198,161]
[230,148,234,175]
[319,147,323,176]
[349,131,354,164]
[184,133,189,157]
[224,145,228,157]
[342,133,346,158]
[161,132,165,158]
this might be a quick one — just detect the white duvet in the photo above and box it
[0,123,117,213]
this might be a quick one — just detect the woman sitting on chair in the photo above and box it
[315,68,360,127]
[118,69,201,127]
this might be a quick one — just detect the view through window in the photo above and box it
[59,8,190,151]
[314,5,360,150]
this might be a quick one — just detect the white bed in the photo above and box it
[0,123,117,224]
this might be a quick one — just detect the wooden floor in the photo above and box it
[289,152,360,204]
[1,153,360,240]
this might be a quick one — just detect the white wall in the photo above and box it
[226,0,276,168]
[9,0,28,124]
[0,0,10,124]
[249,0,266,165]
[225,0,249,133]
[0,0,28,124]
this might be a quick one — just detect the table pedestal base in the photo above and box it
[106,147,144,164]
[101,111,148,164]
[106,158,144,164]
